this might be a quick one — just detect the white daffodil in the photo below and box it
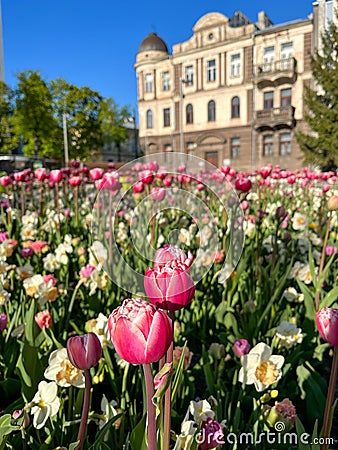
[86,313,112,348]
[276,321,303,348]
[283,287,304,303]
[292,212,308,231]
[238,342,284,392]
[44,348,85,388]
[30,381,60,429]
[99,394,118,429]
[189,399,215,424]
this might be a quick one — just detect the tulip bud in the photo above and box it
[108,298,172,365]
[264,398,296,432]
[328,195,338,211]
[233,339,251,358]
[67,332,102,370]
[316,308,338,346]
[0,314,8,332]
[144,264,195,312]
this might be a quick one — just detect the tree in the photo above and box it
[0,82,20,153]
[99,97,131,160]
[296,20,338,170]
[12,70,59,157]
[51,79,105,161]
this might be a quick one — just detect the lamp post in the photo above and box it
[63,113,69,167]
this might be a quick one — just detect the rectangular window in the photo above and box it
[281,42,293,69]
[264,91,274,110]
[263,134,273,156]
[230,54,241,78]
[281,88,292,109]
[263,46,275,72]
[207,60,216,82]
[185,65,194,85]
[163,108,170,127]
[145,73,153,93]
[162,71,170,91]
[230,137,240,159]
[279,132,291,155]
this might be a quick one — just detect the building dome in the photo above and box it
[138,33,169,53]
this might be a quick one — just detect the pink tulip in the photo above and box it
[144,262,195,312]
[233,339,251,358]
[35,309,52,329]
[328,195,338,211]
[34,168,47,181]
[98,172,122,191]
[69,176,82,186]
[49,170,63,183]
[133,181,144,193]
[316,308,338,346]
[151,187,166,201]
[153,244,193,269]
[323,184,330,193]
[89,168,104,181]
[67,332,102,370]
[163,176,173,187]
[108,298,172,364]
[0,175,11,187]
[260,166,272,179]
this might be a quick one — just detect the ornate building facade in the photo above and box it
[135,7,318,171]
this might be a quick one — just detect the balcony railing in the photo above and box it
[253,58,297,87]
[255,106,295,130]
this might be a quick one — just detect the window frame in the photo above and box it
[263,91,274,110]
[207,100,216,122]
[230,53,241,78]
[163,108,171,127]
[207,59,217,82]
[230,137,241,159]
[186,103,193,124]
[231,96,240,118]
[146,109,153,129]
[279,132,291,156]
[262,134,274,157]
[145,73,153,93]
[162,71,170,91]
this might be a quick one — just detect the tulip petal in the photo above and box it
[145,311,172,363]
[112,317,148,364]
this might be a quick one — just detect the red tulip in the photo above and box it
[35,309,52,329]
[133,181,144,193]
[67,332,102,370]
[139,170,154,185]
[144,263,195,312]
[108,298,172,364]
[260,166,272,179]
[235,177,252,193]
[316,308,338,346]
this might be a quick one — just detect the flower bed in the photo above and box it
[0,159,337,449]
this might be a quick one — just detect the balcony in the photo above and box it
[254,106,296,131]
[253,58,297,88]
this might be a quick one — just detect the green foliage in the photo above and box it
[296,20,338,169]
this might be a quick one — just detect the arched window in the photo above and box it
[146,109,153,129]
[186,104,193,124]
[231,96,240,118]
[208,100,216,122]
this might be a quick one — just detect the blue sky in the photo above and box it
[2,0,313,112]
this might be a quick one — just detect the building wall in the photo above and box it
[135,10,314,172]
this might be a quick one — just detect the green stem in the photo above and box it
[142,363,157,450]
[315,213,331,311]
[76,369,91,450]
[163,341,173,450]
[321,346,338,450]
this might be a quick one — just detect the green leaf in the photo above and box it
[319,286,338,308]
[172,340,188,404]
[295,416,311,450]
[0,414,20,444]
[129,415,148,450]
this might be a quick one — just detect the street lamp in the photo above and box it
[63,113,69,167]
